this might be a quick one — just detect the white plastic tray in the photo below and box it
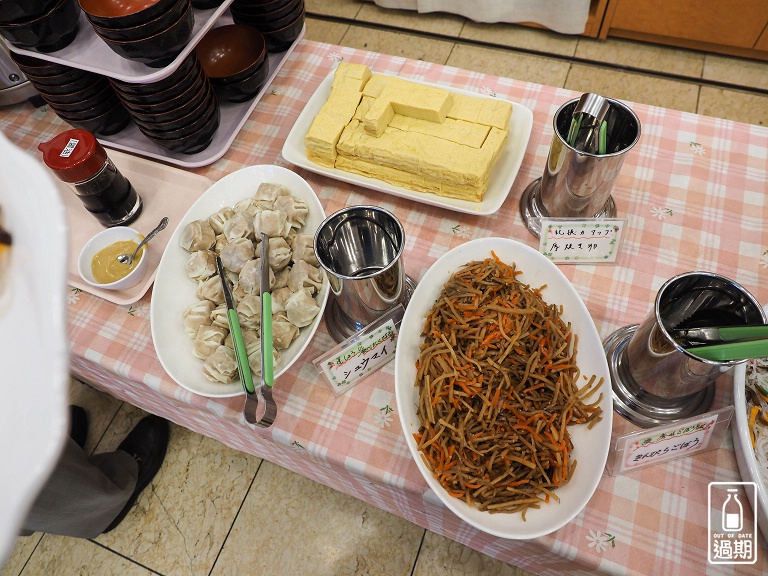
[61,149,213,305]
[7,2,234,84]
[100,23,305,168]
[6,6,305,168]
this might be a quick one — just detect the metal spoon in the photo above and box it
[117,217,168,265]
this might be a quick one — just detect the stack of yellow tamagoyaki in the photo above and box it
[304,62,513,202]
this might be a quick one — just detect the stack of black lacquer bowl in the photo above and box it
[78,0,195,68]
[0,0,81,52]
[110,54,220,154]
[10,52,130,136]
[229,0,304,52]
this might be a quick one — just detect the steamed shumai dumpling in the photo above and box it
[253,209,291,238]
[214,234,229,253]
[186,250,217,281]
[236,293,261,331]
[182,299,216,338]
[272,311,299,349]
[239,257,274,295]
[273,194,309,230]
[254,182,291,209]
[196,275,225,305]
[291,234,319,266]
[287,260,324,294]
[273,265,290,289]
[193,324,228,360]
[210,303,230,329]
[285,288,321,328]
[202,345,237,383]
[268,237,292,271]
[208,207,234,234]
[180,220,216,252]
[219,237,254,273]
[234,196,262,218]
[271,286,292,313]
[223,211,254,242]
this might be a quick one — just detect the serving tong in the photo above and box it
[669,324,768,362]
[256,233,277,427]
[215,246,276,427]
[566,93,610,155]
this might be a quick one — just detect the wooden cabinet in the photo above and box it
[599,0,768,60]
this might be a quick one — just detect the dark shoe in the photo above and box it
[102,415,170,533]
[69,406,88,449]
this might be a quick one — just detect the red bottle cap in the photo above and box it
[38,129,107,183]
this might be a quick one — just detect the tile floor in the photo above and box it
[4,2,768,575]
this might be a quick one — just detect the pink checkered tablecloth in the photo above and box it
[3,40,768,575]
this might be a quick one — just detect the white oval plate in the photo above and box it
[394,237,612,539]
[151,165,329,397]
[732,310,768,543]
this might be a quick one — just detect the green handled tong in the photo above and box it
[255,233,277,427]
[670,324,768,362]
[216,256,259,424]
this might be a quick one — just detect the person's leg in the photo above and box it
[22,437,138,538]
[22,412,170,538]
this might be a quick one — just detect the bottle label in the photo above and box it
[59,138,79,158]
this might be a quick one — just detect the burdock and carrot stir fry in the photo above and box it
[413,254,603,518]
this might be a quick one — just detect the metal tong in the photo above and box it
[255,233,277,427]
[566,93,610,155]
[669,324,768,362]
[215,252,275,427]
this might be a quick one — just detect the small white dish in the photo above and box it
[77,226,150,291]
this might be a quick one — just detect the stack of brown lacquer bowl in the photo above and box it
[10,52,130,136]
[229,0,304,52]
[195,24,269,103]
[78,0,195,68]
[110,54,220,154]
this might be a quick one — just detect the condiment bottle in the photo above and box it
[38,129,142,227]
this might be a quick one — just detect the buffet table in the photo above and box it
[2,40,767,575]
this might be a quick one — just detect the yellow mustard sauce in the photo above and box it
[91,239,144,284]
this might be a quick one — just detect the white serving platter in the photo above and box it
[394,237,613,539]
[150,164,329,398]
[732,319,768,544]
[281,69,533,216]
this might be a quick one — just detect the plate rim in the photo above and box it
[394,236,613,539]
[281,68,534,216]
[731,308,768,538]
[150,164,329,398]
